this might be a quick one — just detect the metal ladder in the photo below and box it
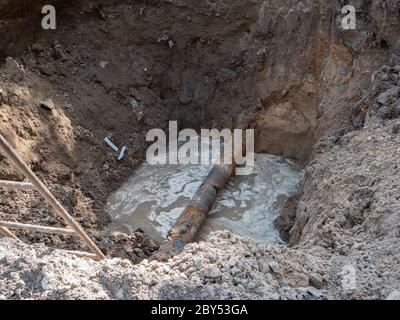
[0,133,105,260]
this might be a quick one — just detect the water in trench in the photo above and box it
[105,150,304,245]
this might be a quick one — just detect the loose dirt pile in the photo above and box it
[0,231,330,300]
[289,65,400,300]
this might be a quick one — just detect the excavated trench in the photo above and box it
[1,0,400,300]
[0,0,393,251]
[0,0,324,255]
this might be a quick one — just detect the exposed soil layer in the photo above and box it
[1,0,400,299]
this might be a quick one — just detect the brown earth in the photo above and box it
[0,0,400,299]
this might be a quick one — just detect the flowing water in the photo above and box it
[105,151,304,245]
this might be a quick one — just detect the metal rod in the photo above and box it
[0,227,97,260]
[0,221,76,236]
[61,250,100,260]
[0,180,33,190]
[0,134,105,260]
[0,225,20,241]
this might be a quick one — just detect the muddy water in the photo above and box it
[105,154,304,244]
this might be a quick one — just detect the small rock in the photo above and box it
[337,244,350,255]
[386,290,400,300]
[39,101,53,112]
[350,31,371,52]
[5,57,24,81]
[41,276,50,290]
[377,87,400,105]
[297,287,328,300]
[309,273,324,289]
[204,265,222,279]
[116,288,125,299]
[100,61,108,69]
[256,286,280,299]
[268,261,280,274]
[259,261,270,273]
[392,124,400,135]
[158,35,169,42]
[39,65,54,76]
[96,6,107,20]
[130,98,144,122]
[32,43,44,52]
[52,46,68,61]
[359,74,371,90]
[193,258,203,270]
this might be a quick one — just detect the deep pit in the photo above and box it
[1,0,400,300]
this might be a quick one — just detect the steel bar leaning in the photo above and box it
[0,180,33,190]
[0,225,20,241]
[0,133,105,260]
[0,221,76,236]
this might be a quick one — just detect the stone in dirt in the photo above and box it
[268,261,280,274]
[386,290,400,300]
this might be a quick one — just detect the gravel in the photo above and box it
[0,231,329,300]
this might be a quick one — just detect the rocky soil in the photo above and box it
[0,231,331,300]
[1,90,399,299]
[1,0,400,300]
